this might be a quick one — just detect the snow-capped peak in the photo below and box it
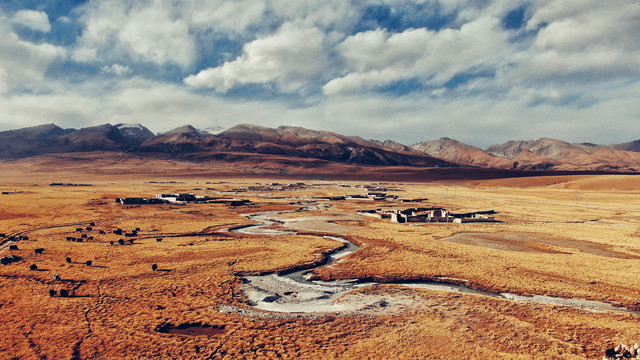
[116,123,146,131]
[197,126,227,135]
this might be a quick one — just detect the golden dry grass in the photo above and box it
[1,167,640,359]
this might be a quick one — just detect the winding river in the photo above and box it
[232,209,639,315]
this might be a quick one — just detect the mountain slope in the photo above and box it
[485,138,640,171]
[138,124,455,167]
[613,140,640,153]
[0,123,154,158]
[411,137,514,169]
[115,123,156,146]
[0,124,74,158]
[2,122,639,172]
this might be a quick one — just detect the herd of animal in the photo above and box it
[0,223,163,297]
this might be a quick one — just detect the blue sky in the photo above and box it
[0,0,638,148]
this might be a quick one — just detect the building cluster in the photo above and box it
[358,207,498,224]
[314,191,399,201]
[116,193,250,206]
[229,182,308,193]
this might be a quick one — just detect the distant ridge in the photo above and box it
[482,138,640,172]
[0,123,153,159]
[138,124,454,167]
[411,138,514,169]
[613,139,640,153]
[0,123,639,172]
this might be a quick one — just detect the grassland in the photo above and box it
[1,164,640,359]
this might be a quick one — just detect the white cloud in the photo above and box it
[1,73,639,148]
[12,10,51,33]
[269,0,359,30]
[505,0,640,82]
[184,22,329,93]
[0,15,64,94]
[74,0,195,68]
[178,0,266,33]
[118,3,194,68]
[101,64,131,76]
[323,15,509,95]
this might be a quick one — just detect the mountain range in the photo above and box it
[1,123,639,173]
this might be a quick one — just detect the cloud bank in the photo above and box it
[0,0,638,147]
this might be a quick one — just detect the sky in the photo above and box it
[0,0,638,148]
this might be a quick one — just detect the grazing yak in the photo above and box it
[1,255,22,265]
[29,264,38,271]
[59,289,69,297]
[9,245,18,250]
[152,264,158,271]
[66,257,72,263]
[49,289,56,297]
[34,248,44,254]
[52,274,61,281]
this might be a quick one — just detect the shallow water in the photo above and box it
[233,210,640,315]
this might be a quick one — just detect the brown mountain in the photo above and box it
[371,139,415,152]
[613,140,640,152]
[138,124,454,167]
[0,124,74,158]
[1,123,639,173]
[485,138,640,172]
[411,137,515,169]
[0,123,154,159]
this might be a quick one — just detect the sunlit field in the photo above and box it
[2,171,640,359]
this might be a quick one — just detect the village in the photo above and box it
[313,185,500,224]
[116,183,500,225]
[116,193,251,207]
[357,206,498,224]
